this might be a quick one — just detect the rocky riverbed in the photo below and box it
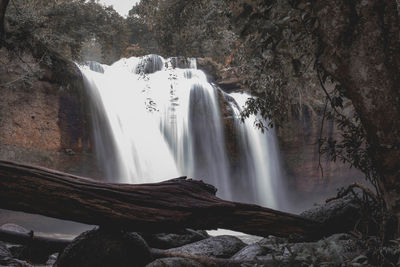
[1,192,399,267]
[0,228,377,266]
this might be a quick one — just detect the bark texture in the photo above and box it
[0,0,9,44]
[0,160,322,239]
[312,0,400,229]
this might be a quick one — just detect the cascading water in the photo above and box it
[80,55,285,209]
[227,92,285,209]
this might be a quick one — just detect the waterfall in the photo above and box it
[79,55,285,209]
[227,92,285,209]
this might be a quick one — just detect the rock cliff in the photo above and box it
[0,44,100,178]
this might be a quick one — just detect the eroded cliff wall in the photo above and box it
[0,46,100,178]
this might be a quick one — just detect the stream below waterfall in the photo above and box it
[80,55,286,210]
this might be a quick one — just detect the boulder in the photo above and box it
[230,233,365,266]
[231,233,365,266]
[146,257,204,267]
[56,228,152,267]
[0,241,32,267]
[167,235,246,258]
[1,224,57,264]
[141,229,209,249]
[0,242,12,264]
[0,224,30,234]
[282,233,362,266]
[231,236,288,262]
[300,192,372,235]
[231,243,273,261]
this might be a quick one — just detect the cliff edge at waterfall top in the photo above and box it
[1,0,399,266]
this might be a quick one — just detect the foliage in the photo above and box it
[224,0,321,128]
[130,0,237,62]
[5,0,129,62]
[125,5,159,56]
[317,75,377,193]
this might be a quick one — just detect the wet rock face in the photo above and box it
[56,229,152,267]
[216,89,241,168]
[0,47,100,178]
[136,54,164,74]
[167,235,246,258]
[277,104,362,200]
[141,229,209,249]
[169,57,192,69]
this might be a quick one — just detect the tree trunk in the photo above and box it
[312,0,400,233]
[0,160,322,239]
[0,0,9,45]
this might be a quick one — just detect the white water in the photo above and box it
[228,92,285,209]
[80,55,285,209]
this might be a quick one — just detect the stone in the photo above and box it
[136,55,164,74]
[0,224,30,234]
[0,242,12,264]
[230,233,366,266]
[56,228,152,267]
[146,257,204,267]
[231,243,273,261]
[167,235,246,258]
[141,229,209,249]
[0,43,99,179]
[10,243,53,264]
[169,57,192,69]
[351,255,368,265]
[0,224,54,264]
[284,234,360,266]
[196,57,223,82]
[46,253,59,266]
[0,242,32,267]
[235,234,264,245]
[300,192,366,234]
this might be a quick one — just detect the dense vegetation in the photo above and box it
[1,0,399,245]
[3,0,127,63]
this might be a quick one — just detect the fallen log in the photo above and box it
[0,160,322,239]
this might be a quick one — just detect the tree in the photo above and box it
[124,5,160,56]
[131,0,236,61]
[4,0,129,62]
[223,0,400,235]
[311,0,400,233]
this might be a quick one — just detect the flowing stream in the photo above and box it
[80,55,285,209]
